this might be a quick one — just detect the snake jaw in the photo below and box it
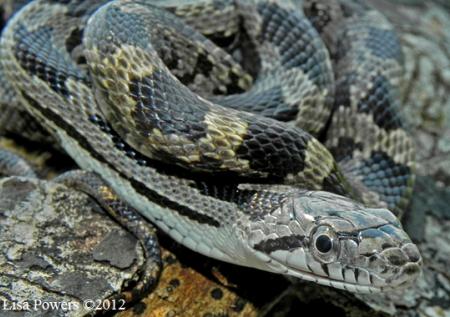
[243,190,422,293]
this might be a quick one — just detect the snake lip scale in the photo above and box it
[0,0,422,294]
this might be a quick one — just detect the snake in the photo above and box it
[0,0,422,294]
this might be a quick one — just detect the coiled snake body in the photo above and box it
[0,0,422,293]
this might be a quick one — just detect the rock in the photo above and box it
[0,176,148,316]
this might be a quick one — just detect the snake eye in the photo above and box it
[315,234,332,253]
[311,225,339,263]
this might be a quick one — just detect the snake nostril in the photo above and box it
[381,248,409,266]
[387,253,407,266]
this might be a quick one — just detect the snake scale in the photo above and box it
[0,0,422,293]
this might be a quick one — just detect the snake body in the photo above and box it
[0,0,421,293]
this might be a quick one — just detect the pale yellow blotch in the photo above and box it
[144,128,206,164]
[89,45,152,89]
[89,44,163,141]
[287,138,336,189]
[201,111,251,172]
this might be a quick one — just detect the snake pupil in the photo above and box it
[315,235,332,253]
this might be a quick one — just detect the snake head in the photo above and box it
[243,190,422,293]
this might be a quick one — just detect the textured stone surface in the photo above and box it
[0,176,147,317]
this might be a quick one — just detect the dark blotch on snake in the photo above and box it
[193,181,290,222]
[129,72,209,142]
[254,235,305,253]
[258,1,332,91]
[159,37,217,91]
[13,24,86,97]
[329,136,363,163]
[236,116,311,177]
[334,73,356,110]
[44,0,73,5]
[303,1,334,34]
[65,27,83,56]
[357,74,403,131]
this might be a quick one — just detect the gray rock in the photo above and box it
[0,177,147,317]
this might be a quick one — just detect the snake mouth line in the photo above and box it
[263,253,419,294]
[279,261,381,294]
